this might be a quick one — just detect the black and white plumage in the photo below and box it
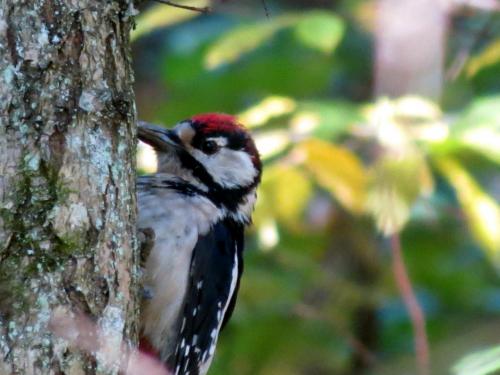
[137,114,261,375]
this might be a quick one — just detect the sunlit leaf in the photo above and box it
[131,1,209,41]
[365,99,413,153]
[436,157,500,266]
[204,15,298,69]
[450,96,500,164]
[254,130,291,160]
[466,38,500,77]
[290,111,321,135]
[453,345,500,375]
[294,12,344,54]
[392,96,442,122]
[365,97,443,153]
[239,96,297,128]
[295,139,367,214]
[367,154,434,235]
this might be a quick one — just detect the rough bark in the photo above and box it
[0,1,138,374]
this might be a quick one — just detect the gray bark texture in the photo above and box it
[0,0,139,374]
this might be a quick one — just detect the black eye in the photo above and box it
[201,140,219,155]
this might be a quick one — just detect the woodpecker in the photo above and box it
[137,114,262,375]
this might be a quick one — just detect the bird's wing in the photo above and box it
[167,219,244,375]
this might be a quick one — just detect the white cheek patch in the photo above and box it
[175,122,196,145]
[192,148,257,189]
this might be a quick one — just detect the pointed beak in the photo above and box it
[138,121,182,152]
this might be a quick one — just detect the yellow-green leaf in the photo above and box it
[204,15,298,70]
[131,1,209,42]
[450,96,500,164]
[255,165,312,230]
[271,166,312,226]
[296,139,367,214]
[238,96,297,128]
[294,12,344,54]
[367,154,434,235]
[466,38,500,78]
[436,158,500,266]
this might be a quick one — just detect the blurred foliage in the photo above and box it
[466,38,500,78]
[131,1,211,41]
[453,345,500,375]
[436,157,500,266]
[133,1,500,374]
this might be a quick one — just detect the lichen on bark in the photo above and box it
[0,1,139,374]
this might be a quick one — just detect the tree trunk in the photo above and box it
[0,1,138,374]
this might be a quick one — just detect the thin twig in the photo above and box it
[293,303,377,367]
[261,0,270,18]
[390,233,430,375]
[154,0,211,13]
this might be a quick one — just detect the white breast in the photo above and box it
[138,182,222,352]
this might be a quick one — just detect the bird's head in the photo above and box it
[138,113,262,222]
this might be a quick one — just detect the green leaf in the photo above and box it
[294,100,361,139]
[131,1,209,42]
[436,157,500,266]
[296,139,367,214]
[204,11,345,69]
[294,12,344,54]
[204,15,298,69]
[453,345,500,375]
